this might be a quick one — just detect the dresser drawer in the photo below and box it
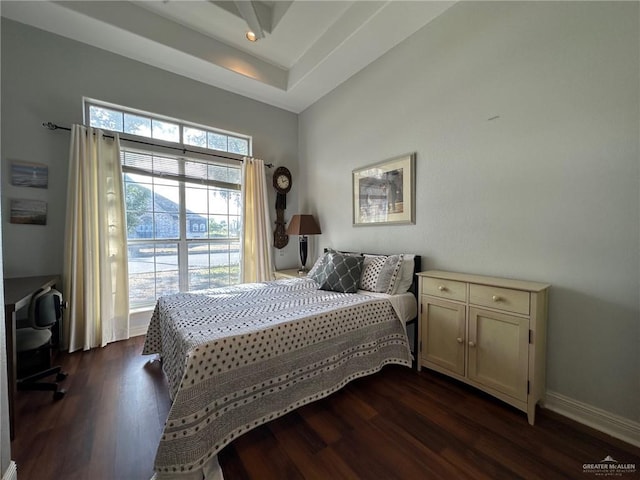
[423,277,467,302]
[469,284,529,315]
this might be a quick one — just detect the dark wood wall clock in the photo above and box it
[273,166,292,249]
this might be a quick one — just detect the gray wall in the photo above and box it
[0,6,13,473]
[299,2,639,422]
[1,18,301,279]
[0,2,12,471]
[0,18,299,471]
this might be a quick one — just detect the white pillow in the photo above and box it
[392,254,415,294]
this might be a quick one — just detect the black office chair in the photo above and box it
[16,287,67,400]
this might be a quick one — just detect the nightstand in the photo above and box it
[273,269,306,279]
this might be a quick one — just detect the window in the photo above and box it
[85,100,250,156]
[86,100,249,309]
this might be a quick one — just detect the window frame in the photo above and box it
[84,99,249,310]
[83,97,252,158]
[122,150,243,310]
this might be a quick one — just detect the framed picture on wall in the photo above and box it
[10,199,47,225]
[10,160,49,188]
[352,153,416,226]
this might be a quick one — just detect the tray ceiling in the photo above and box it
[1,1,455,113]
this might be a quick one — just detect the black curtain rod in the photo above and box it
[42,122,273,168]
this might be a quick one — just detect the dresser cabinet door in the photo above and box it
[421,296,466,376]
[467,307,529,402]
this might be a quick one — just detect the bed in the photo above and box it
[143,250,421,480]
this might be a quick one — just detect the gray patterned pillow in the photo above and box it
[317,253,364,293]
[360,254,404,294]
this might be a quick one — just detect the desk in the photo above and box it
[4,275,60,440]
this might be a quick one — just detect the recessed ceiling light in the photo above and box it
[246,31,258,42]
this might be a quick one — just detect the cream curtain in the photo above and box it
[241,157,274,282]
[63,125,130,352]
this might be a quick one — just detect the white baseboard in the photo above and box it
[129,325,148,337]
[129,309,152,338]
[2,461,17,480]
[544,391,640,448]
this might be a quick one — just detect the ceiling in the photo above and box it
[1,1,455,113]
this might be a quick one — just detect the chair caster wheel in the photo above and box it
[53,389,66,400]
[56,372,68,382]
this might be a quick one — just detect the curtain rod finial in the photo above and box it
[43,122,57,130]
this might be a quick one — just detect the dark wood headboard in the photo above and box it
[408,255,422,297]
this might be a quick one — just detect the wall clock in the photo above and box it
[273,166,291,249]
[273,166,292,194]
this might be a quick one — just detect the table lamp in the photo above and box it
[286,214,321,272]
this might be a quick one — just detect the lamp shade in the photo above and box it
[286,215,321,235]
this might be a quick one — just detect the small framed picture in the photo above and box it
[352,153,416,226]
[10,160,48,188]
[10,199,47,225]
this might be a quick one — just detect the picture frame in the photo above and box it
[10,199,47,225]
[352,153,416,226]
[10,160,48,188]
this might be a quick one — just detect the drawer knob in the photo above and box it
[492,295,501,302]
[468,341,476,347]
[438,285,446,291]
[456,337,464,344]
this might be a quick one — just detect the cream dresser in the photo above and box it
[417,270,550,425]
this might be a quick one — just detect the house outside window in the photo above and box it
[86,99,249,309]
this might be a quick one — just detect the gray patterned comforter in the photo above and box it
[143,278,412,476]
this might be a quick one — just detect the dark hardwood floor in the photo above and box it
[11,336,640,480]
